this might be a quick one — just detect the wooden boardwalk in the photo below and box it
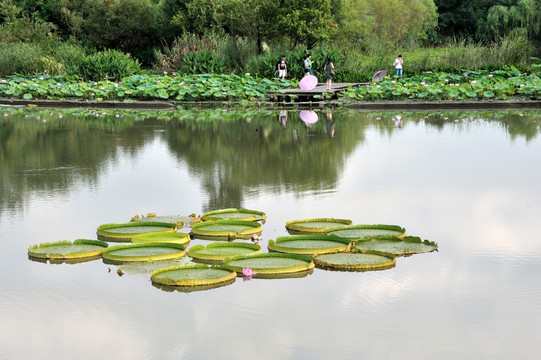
[268,82,366,102]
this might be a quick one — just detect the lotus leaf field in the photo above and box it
[28,211,438,290]
[342,68,541,101]
[1,67,539,102]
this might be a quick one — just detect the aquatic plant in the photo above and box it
[341,68,541,101]
[151,264,237,287]
[223,253,315,275]
[0,73,297,101]
[102,243,186,262]
[353,235,438,256]
[325,224,406,240]
[28,239,108,260]
[314,249,396,271]
[285,218,353,234]
[131,232,191,246]
[190,220,263,240]
[187,242,262,263]
[201,208,267,221]
[96,222,176,241]
[267,234,352,256]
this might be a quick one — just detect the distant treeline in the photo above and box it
[0,0,540,79]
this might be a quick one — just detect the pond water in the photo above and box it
[1,106,540,359]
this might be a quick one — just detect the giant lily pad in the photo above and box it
[223,253,315,275]
[28,239,108,260]
[152,279,236,293]
[191,220,262,240]
[102,243,186,263]
[151,264,237,287]
[325,224,406,240]
[132,214,201,228]
[97,222,176,242]
[354,236,438,256]
[314,249,396,271]
[285,218,352,234]
[201,208,266,222]
[117,259,192,275]
[267,235,352,256]
[188,242,262,263]
[131,231,191,246]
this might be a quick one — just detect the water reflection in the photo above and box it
[1,106,541,359]
[1,107,540,218]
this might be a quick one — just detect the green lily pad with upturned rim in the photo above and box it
[353,236,438,256]
[285,218,353,234]
[191,220,262,240]
[188,242,262,263]
[132,214,201,228]
[201,208,266,222]
[28,239,108,260]
[151,264,237,287]
[102,242,186,262]
[267,235,352,256]
[131,231,191,246]
[223,253,315,275]
[314,249,396,272]
[152,278,236,293]
[97,222,176,241]
[325,224,406,240]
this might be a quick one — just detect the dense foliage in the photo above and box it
[341,67,541,101]
[0,73,297,101]
[0,0,540,82]
[0,66,539,102]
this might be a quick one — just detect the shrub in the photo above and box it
[73,49,141,81]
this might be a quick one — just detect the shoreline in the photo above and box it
[1,98,541,111]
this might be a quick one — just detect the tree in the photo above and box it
[334,0,438,53]
[279,0,336,49]
[478,0,541,40]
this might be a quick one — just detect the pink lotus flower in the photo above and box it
[242,268,257,277]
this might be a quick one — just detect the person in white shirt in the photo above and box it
[393,55,403,76]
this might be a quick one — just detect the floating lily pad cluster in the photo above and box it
[27,209,438,292]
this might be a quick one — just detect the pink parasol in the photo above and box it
[300,110,318,124]
[372,70,387,82]
[299,75,318,90]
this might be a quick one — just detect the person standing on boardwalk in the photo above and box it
[277,56,287,79]
[324,58,335,90]
[304,54,314,77]
[393,55,403,76]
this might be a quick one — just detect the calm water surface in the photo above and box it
[1,107,540,359]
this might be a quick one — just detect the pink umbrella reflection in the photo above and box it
[300,110,318,124]
[299,75,318,90]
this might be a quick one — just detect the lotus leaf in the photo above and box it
[201,208,266,222]
[102,243,186,262]
[223,253,315,275]
[191,220,262,240]
[353,236,438,256]
[267,235,352,256]
[97,222,176,241]
[28,239,108,260]
[325,224,406,240]
[151,264,237,287]
[188,242,262,263]
[285,218,353,234]
[131,232,191,246]
[314,249,396,271]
